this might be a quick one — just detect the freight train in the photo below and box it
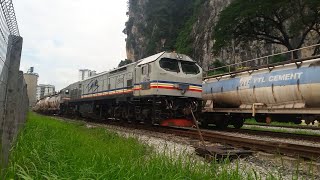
[202,45,320,128]
[34,52,203,125]
[35,45,320,129]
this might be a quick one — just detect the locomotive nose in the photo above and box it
[176,83,189,94]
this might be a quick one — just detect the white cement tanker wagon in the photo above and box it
[202,44,320,128]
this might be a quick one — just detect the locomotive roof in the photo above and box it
[137,51,194,66]
[136,52,165,66]
[74,52,195,82]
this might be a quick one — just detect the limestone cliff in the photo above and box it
[124,0,319,71]
[124,0,195,61]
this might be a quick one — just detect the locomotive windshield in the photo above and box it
[159,58,180,72]
[181,61,200,74]
[159,58,200,74]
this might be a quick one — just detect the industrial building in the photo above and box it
[79,69,96,81]
[36,84,55,100]
[23,67,39,107]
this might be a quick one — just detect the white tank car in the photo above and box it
[203,58,320,109]
[35,98,46,112]
[33,100,41,111]
[202,45,320,127]
[57,52,203,124]
[47,95,61,111]
[43,97,50,111]
[34,94,65,114]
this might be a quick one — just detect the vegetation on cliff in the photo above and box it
[175,0,206,55]
[213,0,320,55]
[124,0,320,65]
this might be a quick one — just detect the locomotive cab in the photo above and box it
[134,52,202,99]
[133,52,203,124]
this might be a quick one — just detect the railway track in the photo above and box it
[58,116,320,161]
[222,128,320,142]
[161,127,320,161]
[105,121,320,161]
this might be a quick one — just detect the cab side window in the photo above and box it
[142,65,148,75]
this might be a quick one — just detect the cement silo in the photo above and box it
[23,67,38,107]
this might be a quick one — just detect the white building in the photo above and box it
[79,69,96,81]
[36,84,55,100]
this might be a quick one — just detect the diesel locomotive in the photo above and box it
[35,52,203,125]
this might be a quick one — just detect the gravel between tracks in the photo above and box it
[91,123,319,179]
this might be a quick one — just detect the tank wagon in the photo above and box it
[33,95,62,114]
[202,45,320,128]
[39,52,203,125]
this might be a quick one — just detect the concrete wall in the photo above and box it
[0,35,28,171]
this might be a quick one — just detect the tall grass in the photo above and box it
[4,112,254,179]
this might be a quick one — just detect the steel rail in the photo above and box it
[220,128,320,142]
[163,127,320,161]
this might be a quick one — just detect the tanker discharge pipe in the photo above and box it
[252,103,265,117]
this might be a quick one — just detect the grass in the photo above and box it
[243,126,320,136]
[244,119,320,136]
[3,112,260,179]
[245,118,301,127]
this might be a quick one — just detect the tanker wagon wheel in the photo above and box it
[232,117,244,129]
[215,115,229,129]
[199,113,210,128]
[302,115,315,125]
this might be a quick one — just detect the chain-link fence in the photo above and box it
[0,0,27,172]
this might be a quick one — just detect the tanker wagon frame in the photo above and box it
[202,44,320,128]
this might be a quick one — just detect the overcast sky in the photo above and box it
[14,0,128,90]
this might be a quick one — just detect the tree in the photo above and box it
[118,59,133,67]
[213,0,320,57]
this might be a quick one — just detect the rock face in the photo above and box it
[190,0,233,70]
[124,0,149,61]
[124,0,319,71]
[124,0,196,61]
